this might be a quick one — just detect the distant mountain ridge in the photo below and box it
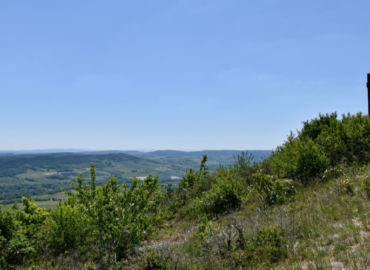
[0,149,152,155]
[0,149,271,158]
[133,150,271,157]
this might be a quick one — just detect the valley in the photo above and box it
[0,150,271,209]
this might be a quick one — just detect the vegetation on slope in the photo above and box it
[1,112,370,269]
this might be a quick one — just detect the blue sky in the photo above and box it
[1,1,369,151]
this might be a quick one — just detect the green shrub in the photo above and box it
[232,224,287,266]
[322,165,344,182]
[16,197,50,226]
[46,203,89,255]
[361,175,370,199]
[0,203,44,267]
[251,169,296,206]
[299,112,370,166]
[336,177,355,196]
[269,135,330,182]
[163,155,212,217]
[253,224,287,264]
[179,154,210,188]
[269,112,370,183]
[65,163,164,262]
[182,170,244,217]
[231,151,255,172]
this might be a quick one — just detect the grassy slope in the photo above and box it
[141,166,370,269]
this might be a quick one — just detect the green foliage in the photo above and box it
[66,163,164,262]
[183,169,244,217]
[251,169,296,206]
[336,177,355,196]
[0,207,30,266]
[299,112,370,166]
[232,151,254,172]
[252,224,287,264]
[179,155,210,188]
[16,197,51,225]
[269,133,330,182]
[361,175,370,199]
[322,165,344,182]
[268,112,370,183]
[162,155,212,218]
[0,199,50,267]
[231,225,287,266]
[0,182,72,203]
[46,203,89,255]
[196,216,214,242]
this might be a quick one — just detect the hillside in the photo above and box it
[141,165,370,269]
[133,150,270,165]
[1,112,369,269]
[0,152,174,205]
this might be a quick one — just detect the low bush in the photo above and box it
[322,165,344,182]
[299,112,370,166]
[0,199,49,267]
[182,170,244,217]
[232,224,287,266]
[268,112,370,183]
[361,175,370,199]
[251,169,296,206]
[46,203,89,256]
[269,135,330,183]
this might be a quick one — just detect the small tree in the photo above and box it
[65,163,164,266]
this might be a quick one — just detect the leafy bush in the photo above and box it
[0,199,50,267]
[251,169,296,206]
[269,134,330,182]
[251,224,287,264]
[0,207,30,266]
[183,170,244,217]
[322,165,344,182]
[179,155,210,188]
[299,112,370,166]
[162,155,211,217]
[16,197,50,226]
[335,177,355,196]
[361,175,370,199]
[46,203,89,255]
[231,151,255,172]
[232,224,287,266]
[65,163,164,263]
[269,112,370,183]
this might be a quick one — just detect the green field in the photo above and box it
[1,191,71,210]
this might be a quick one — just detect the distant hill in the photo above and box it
[0,149,150,155]
[0,149,86,155]
[0,153,15,157]
[0,150,271,206]
[135,150,271,163]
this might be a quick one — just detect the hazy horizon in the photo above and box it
[0,148,272,153]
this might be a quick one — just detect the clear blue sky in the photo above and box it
[1,1,369,151]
